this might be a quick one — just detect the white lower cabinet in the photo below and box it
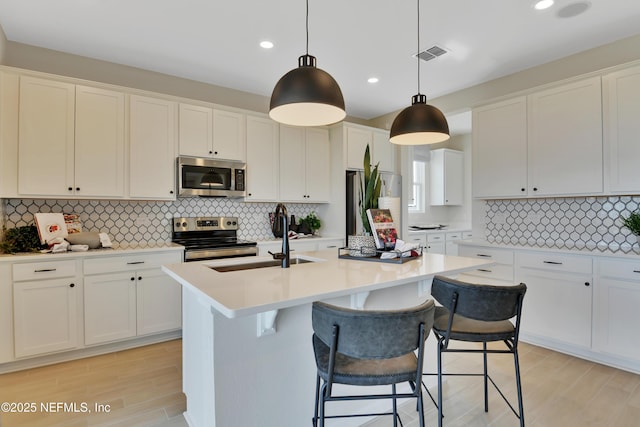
[593,258,640,361]
[83,252,182,346]
[425,233,445,254]
[12,260,81,358]
[516,251,592,349]
[257,238,344,256]
[456,245,514,285]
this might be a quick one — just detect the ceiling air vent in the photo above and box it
[416,45,448,62]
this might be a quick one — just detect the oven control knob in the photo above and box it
[181,222,188,227]
[232,221,237,225]
[175,221,181,227]
[226,221,232,226]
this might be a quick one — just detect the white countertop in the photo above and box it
[161,249,493,319]
[0,242,183,262]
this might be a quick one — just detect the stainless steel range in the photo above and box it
[172,216,258,262]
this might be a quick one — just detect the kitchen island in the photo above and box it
[162,250,493,427]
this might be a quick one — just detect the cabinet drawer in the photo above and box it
[84,252,181,275]
[462,231,473,239]
[598,258,640,281]
[13,260,77,282]
[462,264,514,282]
[445,232,462,241]
[406,232,427,245]
[426,233,445,242]
[517,251,592,274]
[458,246,513,265]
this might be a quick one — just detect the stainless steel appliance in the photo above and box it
[172,216,257,262]
[177,156,246,198]
[346,170,402,239]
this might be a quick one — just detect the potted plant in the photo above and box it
[348,144,381,257]
[621,210,640,246]
[299,212,321,235]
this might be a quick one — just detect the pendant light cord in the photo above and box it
[417,0,421,95]
[306,0,309,55]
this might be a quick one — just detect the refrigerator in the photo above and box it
[346,170,402,240]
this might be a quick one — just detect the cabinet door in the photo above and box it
[129,95,176,199]
[426,242,445,254]
[279,125,306,201]
[528,77,603,196]
[593,277,640,361]
[430,149,463,206]
[18,76,75,197]
[213,109,245,161]
[372,129,394,173]
[179,103,213,158]
[603,66,640,193]
[305,128,331,202]
[245,115,279,201]
[518,268,592,348]
[75,85,125,198]
[13,278,78,357]
[84,272,137,345]
[472,97,528,198]
[136,268,182,335]
[346,126,372,170]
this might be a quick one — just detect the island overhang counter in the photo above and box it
[162,250,494,427]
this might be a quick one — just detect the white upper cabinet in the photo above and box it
[18,76,75,197]
[178,105,246,161]
[17,77,125,199]
[75,85,125,198]
[527,76,603,196]
[279,125,330,203]
[473,77,603,199]
[430,148,463,206]
[245,115,279,201]
[472,96,528,198]
[129,95,177,200]
[603,64,640,193]
[344,124,395,173]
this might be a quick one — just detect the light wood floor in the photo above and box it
[2,339,640,426]
[0,339,186,427]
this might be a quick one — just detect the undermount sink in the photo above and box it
[210,257,315,272]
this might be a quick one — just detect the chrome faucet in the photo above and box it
[268,203,290,268]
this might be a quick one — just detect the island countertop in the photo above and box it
[162,249,494,319]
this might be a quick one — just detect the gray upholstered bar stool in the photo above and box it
[426,275,527,427]
[311,299,435,427]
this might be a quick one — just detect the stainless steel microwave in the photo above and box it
[177,156,246,198]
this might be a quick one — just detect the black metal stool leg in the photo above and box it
[514,348,525,427]
[437,339,444,427]
[312,375,320,426]
[483,341,489,412]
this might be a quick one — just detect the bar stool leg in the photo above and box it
[437,339,444,427]
[514,348,525,427]
[483,341,489,412]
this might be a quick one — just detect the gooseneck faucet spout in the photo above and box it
[281,214,290,268]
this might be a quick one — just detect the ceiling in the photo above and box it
[1,0,639,132]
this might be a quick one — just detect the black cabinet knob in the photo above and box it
[533,187,538,191]
[131,277,135,281]
[138,276,142,281]
[585,282,590,287]
[76,187,80,191]
[69,283,75,288]
[209,150,213,154]
[68,187,73,191]
[169,190,174,194]
[521,188,525,192]
[214,151,218,155]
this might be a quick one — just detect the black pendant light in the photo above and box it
[269,0,346,127]
[390,0,450,145]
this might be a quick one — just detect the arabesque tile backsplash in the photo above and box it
[1,198,319,244]
[485,195,640,253]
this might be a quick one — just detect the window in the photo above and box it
[409,160,425,213]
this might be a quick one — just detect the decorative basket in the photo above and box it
[347,235,377,257]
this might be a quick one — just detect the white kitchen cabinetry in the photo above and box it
[17,77,126,198]
[83,252,182,346]
[178,105,246,162]
[344,124,395,173]
[245,115,279,201]
[472,96,528,198]
[516,251,593,348]
[456,245,515,285]
[444,231,466,256]
[528,76,603,196]
[0,263,12,363]
[425,233,445,254]
[17,76,75,197]
[430,149,463,206]
[603,65,640,193]
[593,258,640,362]
[129,95,177,200]
[12,260,80,358]
[279,125,330,203]
[406,231,427,247]
[473,77,603,198]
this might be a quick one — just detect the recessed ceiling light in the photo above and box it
[260,41,274,49]
[533,0,554,10]
[367,77,379,84]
